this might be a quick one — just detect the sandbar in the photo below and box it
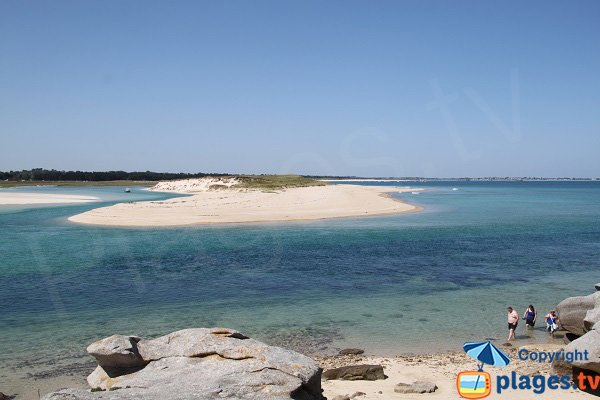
[0,192,99,205]
[68,180,422,227]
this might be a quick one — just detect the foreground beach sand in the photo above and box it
[0,192,98,205]
[320,344,590,400]
[8,345,591,400]
[68,181,421,226]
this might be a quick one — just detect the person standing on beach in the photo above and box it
[523,305,537,328]
[545,310,560,338]
[507,307,519,341]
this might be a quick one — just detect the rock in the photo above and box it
[338,348,364,356]
[566,328,600,374]
[86,335,145,369]
[331,396,351,400]
[43,328,324,400]
[394,381,438,394]
[552,351,573,376]
[322,365,385,381]
[136,327,251,360]
[556,292,600,336]
[564,332,580,345]
[584,298,600,332]
[350,392,366,398]
[595,283,600,291]
[573,367,600,396]
[0,393,15,400]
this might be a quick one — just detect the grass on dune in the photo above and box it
[234,175,326,190]
[0,175,326,190]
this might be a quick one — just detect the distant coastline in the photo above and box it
[1,169,598,189]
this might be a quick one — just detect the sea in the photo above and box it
[0,181,599,396]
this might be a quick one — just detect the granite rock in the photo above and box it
[322,365,384,381]
[394,381,438,394]
[44,327,323,400]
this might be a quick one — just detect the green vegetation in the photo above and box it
[235,175,326,190]
[0,180,156,188]
[0,169,326,190]
[0,168,229,182]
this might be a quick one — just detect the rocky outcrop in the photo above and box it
[394,381,438,394]
[559,286,600,389]
[43,328,324,400]
[566,329,600,374]
[322,365,385,381]
[556,292,599,336]
[86,334,147,379]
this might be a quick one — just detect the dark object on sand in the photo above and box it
[573,367,600,397]
[323,365,385,381]
[0,393,15,400]
[338,348,365,356]
[564,332,580,345]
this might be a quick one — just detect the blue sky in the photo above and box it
[1,1,599,177]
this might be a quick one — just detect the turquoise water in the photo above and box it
[1,182,599,394]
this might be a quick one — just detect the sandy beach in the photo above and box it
[319,344,589,400]
[67,179,421,226]
[0,192,99,205]
[6,344,590,400]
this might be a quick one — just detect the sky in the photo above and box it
[1,1,599,177]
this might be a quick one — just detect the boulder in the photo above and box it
[43,328,324,400]
[338,348,364,356]
[394,381,438,394]
[595,283,600,291]
[584,298,600,332]
[322,365,385,381]
[86,335,145,369]
[556,292,599,336]
[0,393,15,400]
[136,327,251,360]
[565,328,600,374]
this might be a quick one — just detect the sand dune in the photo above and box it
[68,180,421,227]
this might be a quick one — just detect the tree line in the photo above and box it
[0,169,230,182]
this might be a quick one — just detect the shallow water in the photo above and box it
[1,182,599,395]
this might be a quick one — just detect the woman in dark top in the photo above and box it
[523,304,536,328]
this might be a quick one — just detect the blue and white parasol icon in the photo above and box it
[463,341,511,371]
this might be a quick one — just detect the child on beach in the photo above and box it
[507,307,519,341]
[523,305,537,328]
[545,310,559,338]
